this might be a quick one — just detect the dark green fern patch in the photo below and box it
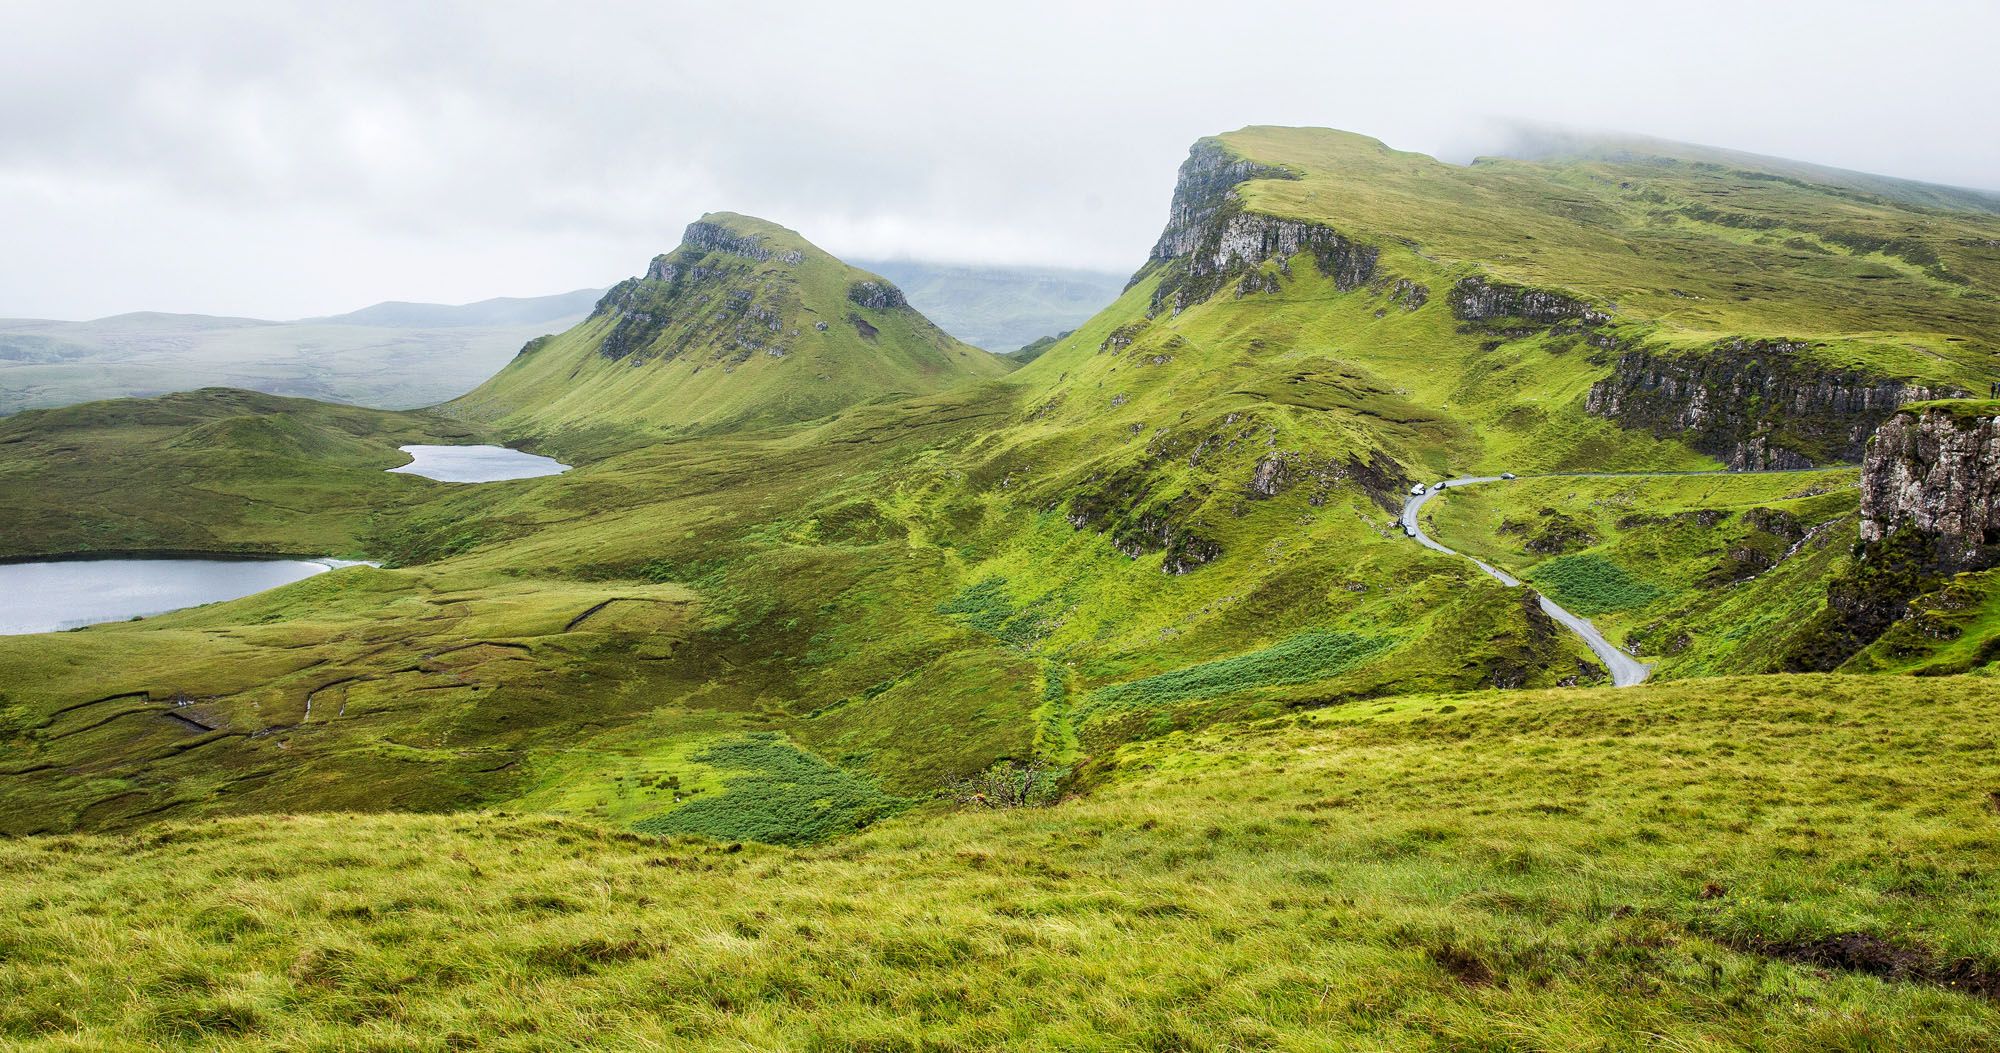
[632,734,903,845]
[1530,555,1669,615]
[1087,631,1394,713]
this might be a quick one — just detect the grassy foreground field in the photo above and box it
[5,676,1999,1050]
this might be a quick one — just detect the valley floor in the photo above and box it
[5,676,1999,1051]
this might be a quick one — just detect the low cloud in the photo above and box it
[2,1,1994,318]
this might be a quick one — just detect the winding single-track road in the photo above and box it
[1400,477,1653,687]
[1397,467,1853,688]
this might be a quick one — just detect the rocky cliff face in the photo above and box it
[1861,403,2000,570]
[1189,213,1376,290]
[667,220,806,267]
[1148,138,1298,261]
[1771,402,1997,671]
[1449,277,1610,327]
[1140,139,1376,317]
[1584,341,1962,468]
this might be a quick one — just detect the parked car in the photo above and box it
[1409,483,1427,496]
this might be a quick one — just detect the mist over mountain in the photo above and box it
[853,259,1125,351]
[306,288,608,328]
[0,299,595,415]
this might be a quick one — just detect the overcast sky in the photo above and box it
[3,1,1996,320]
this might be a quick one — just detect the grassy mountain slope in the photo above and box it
[0,388,1050,832]
[0,352,1609,833]
[8,125,2000,834]
[9,130,2000,837]
[1215,126,1999,386]
[5,124,2000,1043]
[450,214,1011,453]
[1423,470,1865,675]
[6,676,2000,1049]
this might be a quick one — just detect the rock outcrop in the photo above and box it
[1772,402,1996,671]
[1388,279,1429,312]
[671,219,806,266]
[847,280,907,311]
[595,258,794,366]
[1063,468,1221,576]
[1860,403,2000,571]
[1584,341,1963,468]
[1148,212,1378,318]
[1448,277,1610,327]
[1186,213,1375,289]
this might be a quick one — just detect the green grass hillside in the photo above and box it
[0,375,1589,832]
[449,213,1012,455]
[6,130,1999,838]
[6,677,2000,1049]
[1215,126,1999,386]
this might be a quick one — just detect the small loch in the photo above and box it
[388,444,570,483]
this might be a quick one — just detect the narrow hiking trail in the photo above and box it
[1397,467,1851,688]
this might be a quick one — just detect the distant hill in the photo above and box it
[1006,331,1069,363]
[0,298,599,416]
[853,259,1124,351]
[452,213,1013,452]
[309,289,607,328]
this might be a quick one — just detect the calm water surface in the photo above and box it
[2,445,563,635]
[0,558,353,635]
[388,444,570,482]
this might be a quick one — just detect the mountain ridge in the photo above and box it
[1476,123,2000,215]
[449,212,1012,453]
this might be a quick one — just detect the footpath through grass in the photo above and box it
[4,674,1998,1050]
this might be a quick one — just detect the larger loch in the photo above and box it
[0,557,366,635]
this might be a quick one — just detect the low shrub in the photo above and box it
[949,761,1069,808]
